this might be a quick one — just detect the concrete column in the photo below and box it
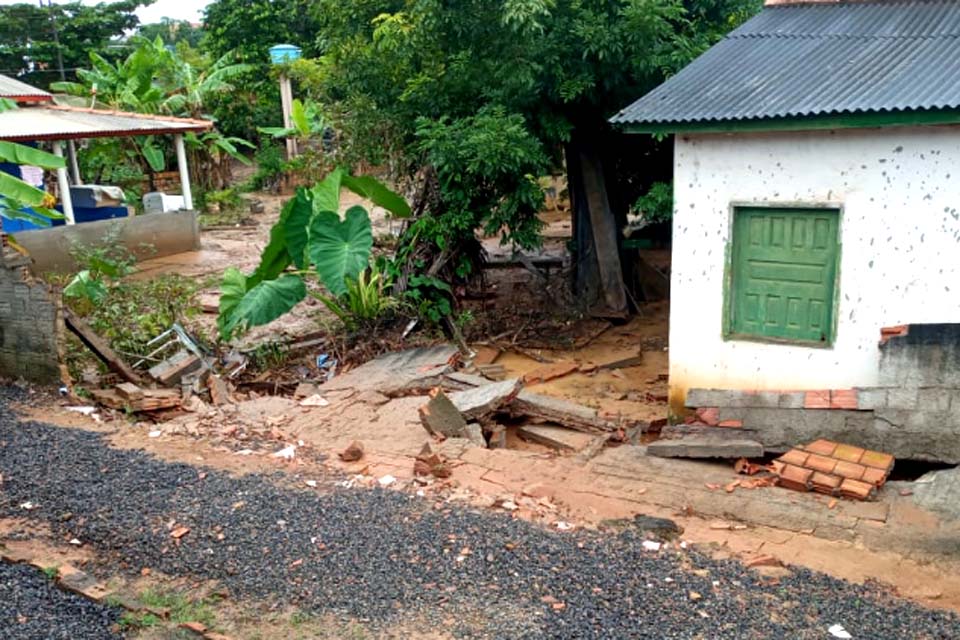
[51,141,75,225]
[174,134,193,211]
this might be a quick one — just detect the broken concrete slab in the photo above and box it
[465,422,486,448]
[419,389,469,438]
[323,345,459,396]
[647,437,764,460]
[518,425,598,453]
[448,379,523,421]
[911,466,960,521]
[509,391,617,433]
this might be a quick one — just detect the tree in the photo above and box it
[52,37,254,190]
[309,0,760,316]
[0,1,148,88]
[138,18,204,49]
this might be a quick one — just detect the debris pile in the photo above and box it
[771,439,894,501]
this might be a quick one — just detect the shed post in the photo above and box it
[51,141,75,225]
[174,134,193,210]
[66,140,82,185]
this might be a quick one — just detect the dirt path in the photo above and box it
[4,388,960,639]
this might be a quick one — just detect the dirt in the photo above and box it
[16,395,960,617]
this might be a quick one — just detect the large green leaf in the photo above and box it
[282,189,314,270]
[291,99,310,137]
[311,168,344,214]
[141,137,165,172]
[308,205,373,297]
[223,275,307,338]
[63,270,108,305]
[342,174,412,219]
[0,141,66,169]
[0,171,49,207]
[248,199,295,287]
[217,267,248,340]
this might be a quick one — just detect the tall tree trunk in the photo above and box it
[566,133,629,319]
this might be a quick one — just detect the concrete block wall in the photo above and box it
[686,387,960,464]
[0,250,62,384]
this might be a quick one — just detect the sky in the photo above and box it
[0,0,211,25]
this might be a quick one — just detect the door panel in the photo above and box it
[730,208,840,344]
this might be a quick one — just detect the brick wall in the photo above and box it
[0,249,62,384]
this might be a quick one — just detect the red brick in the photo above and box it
[861,466,889,487]
[803,439,838,456]
[860,450,895,472]
[833,460,866,480]
[804,391,831,409]
[839,478,876,501]
[832,444,865,464]
[879,325,909,345]
[777,464,813,492]
[716,420,743,428]
[810,472,842,495]
[804,454,838,475]
[695,407,720,427]
[778,449,809,467]
[830,389,859,410]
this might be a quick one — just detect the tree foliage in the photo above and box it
[0,1,146,87]
[309,0,760,278]
[53,36,254,191]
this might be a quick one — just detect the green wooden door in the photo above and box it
[729,207,840,345]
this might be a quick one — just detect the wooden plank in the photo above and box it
[89,388,181,412]
[63,308,143,384]
[115,382,144,401]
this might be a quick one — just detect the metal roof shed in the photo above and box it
[0,75,212,225]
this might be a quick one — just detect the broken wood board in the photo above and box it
[323,345,459,397]
[471,346,501,366]
[518,425,598,453]
[597,354,645,371]
[447,379,523,421]
[90,387,181,412]
[63,308,142,384]
[148,350,205,386]
[509,391,616,433]
[115,382,144,401]
[647,437,764,460]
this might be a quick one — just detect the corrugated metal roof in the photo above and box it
[0,105,212,141]
[611,0,960,127]
[0,74,52,103]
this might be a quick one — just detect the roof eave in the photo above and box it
[615,108,960,135]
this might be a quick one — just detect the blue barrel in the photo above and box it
[269,44,302,65]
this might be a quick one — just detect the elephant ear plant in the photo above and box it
[217,169,411,340]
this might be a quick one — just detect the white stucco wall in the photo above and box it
[670,125,960,409]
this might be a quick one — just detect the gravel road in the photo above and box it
[0,562,121,640]
[1,390,958,639]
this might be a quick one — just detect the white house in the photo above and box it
[612,0,960,419]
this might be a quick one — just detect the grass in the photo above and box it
[116,587,220,632]
[41,566,58,579]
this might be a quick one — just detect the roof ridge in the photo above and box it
[46,104,212,127]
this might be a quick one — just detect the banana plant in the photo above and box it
[258,99,327,140]
[217,169,412,340]
[0,99,66,226]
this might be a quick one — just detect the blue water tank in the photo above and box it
[269,44,302,65]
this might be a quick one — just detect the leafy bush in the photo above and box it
[313,261,396,329]
[247,143,287,192]
[217,169,410,340]
[633,182,674,223]
[415,106,548,252]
